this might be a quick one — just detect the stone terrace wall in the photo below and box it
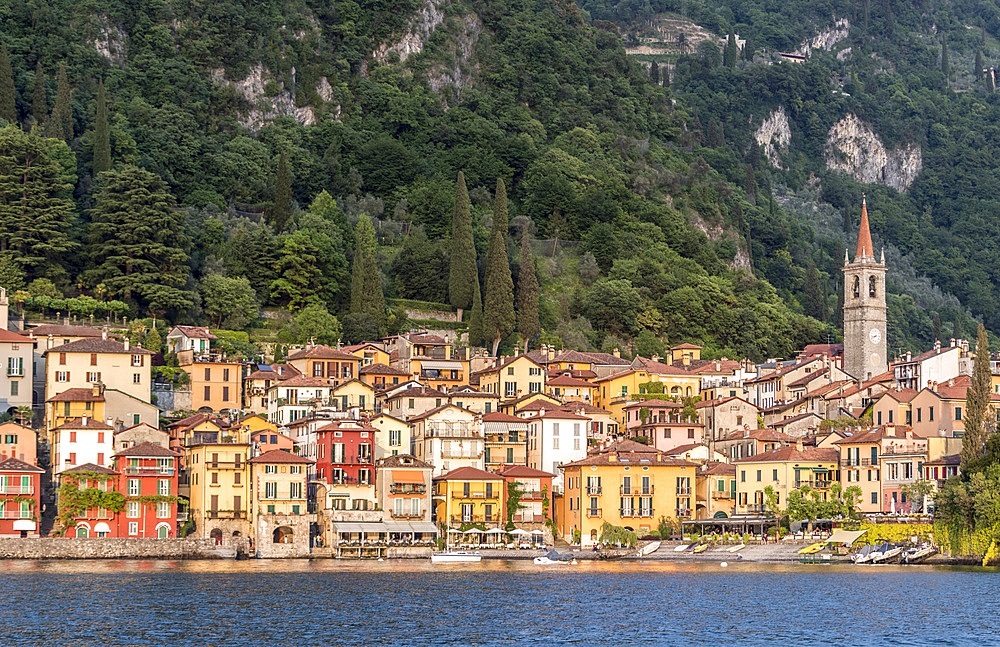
[0,537,249,560]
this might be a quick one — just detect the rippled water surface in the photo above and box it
[0,559,996,645]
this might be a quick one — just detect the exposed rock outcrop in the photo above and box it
[427,14,481,105]
[374,0,447,64]
[93,19,127,67]
[210,65,341,130]
[824,114,922,192]
[794,18,850,57]
[754,107,791,168]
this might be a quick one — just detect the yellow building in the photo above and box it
[239,413,278,437]
[42,335,152,404]
[478,355,546,401]
[369,413,412,460]
[482,412,529,471]
[249,449,312,516]
[504,392,562,417]
[331,379,377,414]
[546,375,598,404]
[178,351,242,412]
[358,363,410,390]
[594,369,701,417]
[186,441,252,541]
[433,466,505,529]
[734,444,840,514]
[285,344,362,387]
[344,343,390,367]
[695,462,736,519]
[560,439,697,547]
[45,386,105,433]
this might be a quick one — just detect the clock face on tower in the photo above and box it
[869,328,882,344]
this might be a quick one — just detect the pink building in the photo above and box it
[622,399,704,453]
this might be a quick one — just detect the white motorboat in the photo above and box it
[430,551,482,563]
[533,555,577,565]
[674,544,690,552]
[851,544,877,564]
[638,541,661,557]
[902,545,937,564]
[534,549,577,565]
[726,543,746,553]
[872,544,904,563]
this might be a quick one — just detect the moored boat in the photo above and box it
[872,543,904,563]
[431,551,482,563]
[901,545,937,564]
[534,550,577,565]
[638,541,661,557]
[851,544,876,564]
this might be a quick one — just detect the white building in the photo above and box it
[893,341,967,392]
[267,376,335,426]
[0,289,34,416]
[410,405,483,476]
[52,415,115,477]
[526,409,590,489]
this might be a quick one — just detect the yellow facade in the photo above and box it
[46,396,105,436]
[181,358,242,412]
[479,356,546,401]
[369,414,412,460]
[331,379,377,413]
[734,447,840,515]
[240,414,278,437]
[44,341,151,403]
[502,393,562,416]
[250,456,310,517]
[410,357,471,390]
[560,440,696,547]
[348,345,390,367]
[594,370,701,414]
[433,468,505,529]
[186,443,251,539]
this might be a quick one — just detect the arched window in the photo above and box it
[869,276,877,298]
[852,276,861,298]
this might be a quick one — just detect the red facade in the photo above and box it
[314,421,374,485]
[0,458,44,537]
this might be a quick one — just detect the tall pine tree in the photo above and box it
[31,62,45,129]
[516,226,539,350]
[0,45,16,124]
[93,80,111,175]
[272,150,292,233]
[649,61,659,85]
[351,214,377,312]
[483,178,515,357]
[362,243,386,335]
[448,171,476,320]
[804,260,825,321]
[0,127,75,279]
[725,29,738,68]
[468,273,484,347]
[87,165,192,316]
[48,64,72,142]
[962,324,993,470]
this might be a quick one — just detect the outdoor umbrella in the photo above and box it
[448,528,463,534]
[464,528,484,534]
[510,529,530,536]
[485,528,506,534]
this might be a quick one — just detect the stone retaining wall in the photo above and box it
[0,537,249,560]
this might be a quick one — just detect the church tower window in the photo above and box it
[869,276,877,298]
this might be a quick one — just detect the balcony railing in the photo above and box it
[747,504,766,513]
[6,367,23,377]
[518,490,544,500]
[795,480,832,489]
[585,508,602,518]
[440,450,483,459]
[176,512,189,522]
[124,467,175,476]
[0,511,31,519]
[449,514,499,524]
[711,490,734,499]
[675,508,692,518]
[620,509,654,518]
[620,486,655,495]
[676,487,691,495]
[426,427,480,439]
[0,486,33,495]
[512,512,545,523]
[389,484,426,494]
[206,510,245,519]
[390,512,424,519]
[208,461,243,469]
[459,491,498,500]
[586,486,602,495]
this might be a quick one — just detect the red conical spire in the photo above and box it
[856,194,873,260]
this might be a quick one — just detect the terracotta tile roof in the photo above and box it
[359,363,410,376]
[622,399,683,409]
[46,388,105,403]
[285,345,359,361]
[434,466,502,481]
[928,375,1000,401]
[663,443,706,456]
[798,343,844,359]
[700,461,736,476]
[274,375,331,388]
[342,342,384,352]
[686,359,742,374]
[579,351,630,366]
[896,346,958,365]
[405,333,448,345]
[559,402,611,415]
[527,409,590,421]
[879,388,919,403]
[42,338,151,355]
[763,398,807,415]
[249,449,314,464]
[787,370,828,389]
[498,465,556,478]
[371,412,412,425]
[546,375,595,388]
[722,428,797,442]
[26,324,103,337]
[515,400,564,413]
[804,380,852,399]
[169,325,217,340]
[0,328,33,343]
[386,386,448,400]
[564,439,696,468]
[54,417,113,431]
[407,404,476,422]
[113,441,180,458]
[63,462,118,475]
[546,369,598,380]
[771,412,820,428]
[167,412,226,430]
[448,390,498,398]
[672,343,702,350]
[924,453,961,466]
[0,457,43,472]
[630,356,692,376]
[744,359,817,385]
[855,196,874,259]
[315,420,376,433]
[481,412,524,423]
[831,425,911,445]
[735,446,839,464]
[376,453,433,469]
[114,423,163,436]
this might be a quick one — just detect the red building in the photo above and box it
[314,419,374,485]
[113,442,181,539]
[497,465,555,524]
[0,457,44,537]
[61,463,122,538]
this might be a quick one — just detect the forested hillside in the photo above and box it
[0,0,848,361]
[575,0,1000,353]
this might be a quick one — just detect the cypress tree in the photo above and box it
[468,273,484,347]
[725,29,738,68]
[976,50,985,81]
[0,45,16,124]
[482,178,515,357]
[272,150,292,233]
[961,324,992,470]
[31,62,45,129]
[517,227,539,351]
[362,242,386,335]
[941,38,950,80]
[448,171,476,320]
[350,214,376,312]
[93,80,111,175]
[952,315,962,340]
[649,61,659,85]
[932,312,942,342]
[804,260,825,321]
[50,64,72,142]
[742,34,754,61]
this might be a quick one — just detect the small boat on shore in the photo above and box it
[534,550,577,565]
[638,541,661,557]
[851,545,876,564]
[726,544,746,553]
[901,545,937,564]
[692,543,710,554]
[798,542,827,555]
[431,551,482,563]
[674,544,690,552]
[872,543,904,564]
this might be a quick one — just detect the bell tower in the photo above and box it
[842,195,888,381]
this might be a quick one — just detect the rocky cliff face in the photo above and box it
[824,114,922,192]
[210,65,338,130]
[374,0,447,64]
[794,18,850,57]
[754,107,791,168]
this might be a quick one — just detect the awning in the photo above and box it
[383,521,415,533]
[12,520,35,531]
[392,471,425,484]
[827,528,868,546]
[331,522,385,534]
[419,361,463,370]
[94,522,111,533]
[409,522,438,534]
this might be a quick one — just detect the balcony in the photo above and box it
[747,504,766,514]
[413,348,449,360]
[620,486,655,495]
[518,490,545,500]
[176,512,189,522]
[0,486,33,495]
[426,425,479,439]
[795,480,831,489]
[449,514,499,524]
[440,450,483,459]
[676,487,691,495]
[0,511,31,519]
[585,508,602,518]
[586,486,603,495]
[124,467,175,476]
[390,512,424,520]
[675,508,691,518]
[389,484,426,495]
[6,367,23,377]
[207,461,244,469]
[620,509,654,518]
[206,510,245,519]
[512,512,545,523]
[711,490,735,499]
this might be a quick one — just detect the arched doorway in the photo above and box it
[210,528,223,545]
[273,526,293,544]
[157,524,169,539]
[76,525,89,538]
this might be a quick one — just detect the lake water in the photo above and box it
[0,559,996,645]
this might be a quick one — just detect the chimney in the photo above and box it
[47,334,54,350]
[682,354,691,367]
[934,340,941,351]
[124,338,130,351]
[613,348,620,358]
[92,382,101,398]
[906,351,911,362]
[651,354,660,363]
[82,415,88,426]
[715,360,721,371]
[513,346,520,357]
[102,330,108,340]
[795,440,804,451]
